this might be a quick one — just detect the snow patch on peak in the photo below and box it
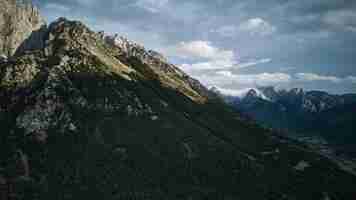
[245,88,271,100]
[210,86,271,101]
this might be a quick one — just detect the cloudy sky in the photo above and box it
[34,0,356,94]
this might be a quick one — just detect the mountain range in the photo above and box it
[215,86,356,156]
[0,1,356,199]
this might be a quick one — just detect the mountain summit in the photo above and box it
[0,1,356,199]
[0,0,46,57]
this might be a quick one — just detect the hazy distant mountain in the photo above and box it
[1,1,356,199]
[218,86,356,153]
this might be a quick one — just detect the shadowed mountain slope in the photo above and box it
[223,87,356,153]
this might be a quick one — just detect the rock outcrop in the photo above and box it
[0,0,46,57]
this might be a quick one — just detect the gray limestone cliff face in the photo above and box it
[0,0,46,57]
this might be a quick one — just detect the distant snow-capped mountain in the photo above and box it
[212,86,356,155]
[209,87,270,101]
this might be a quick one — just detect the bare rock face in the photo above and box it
[0,0,46,57]
[0,54,7,63]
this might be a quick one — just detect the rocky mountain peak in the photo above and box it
[209,86,221,94]
[104,33,168,64]
[246,88,258,97]
[289,88,305,96]
[258,86,279,101]
[224,85,356,114]
[0,54,7,62]
[102,30,209,102]
[243,88,270,101]
[1,15,208,103]
[0,0,46,57]
[105,34,144,53]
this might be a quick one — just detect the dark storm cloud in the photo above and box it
[36,0,356,39]
[35,0,356,94]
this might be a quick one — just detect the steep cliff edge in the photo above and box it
[0,0,46,57]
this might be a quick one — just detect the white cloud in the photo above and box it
[212,72,354,87]
[237,58,272,68]
[212,18,277,38]
[175,41,234,61]
[295,73,342,83]
[238,18,276,36]
[179,57,272,72]
[135,0,169,13]
[294,73,356,84]
[169,40,236,71]
[180,60,235,71]
[196,71,292,87]
[187,70,355,96]
[233,72,291,85]
[323,10,356,32]
[216,70,234,77]
[173,41,273,72]
[211,86,256,97]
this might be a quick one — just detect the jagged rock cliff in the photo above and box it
[0,0,46,57]
[0,2,356,200]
